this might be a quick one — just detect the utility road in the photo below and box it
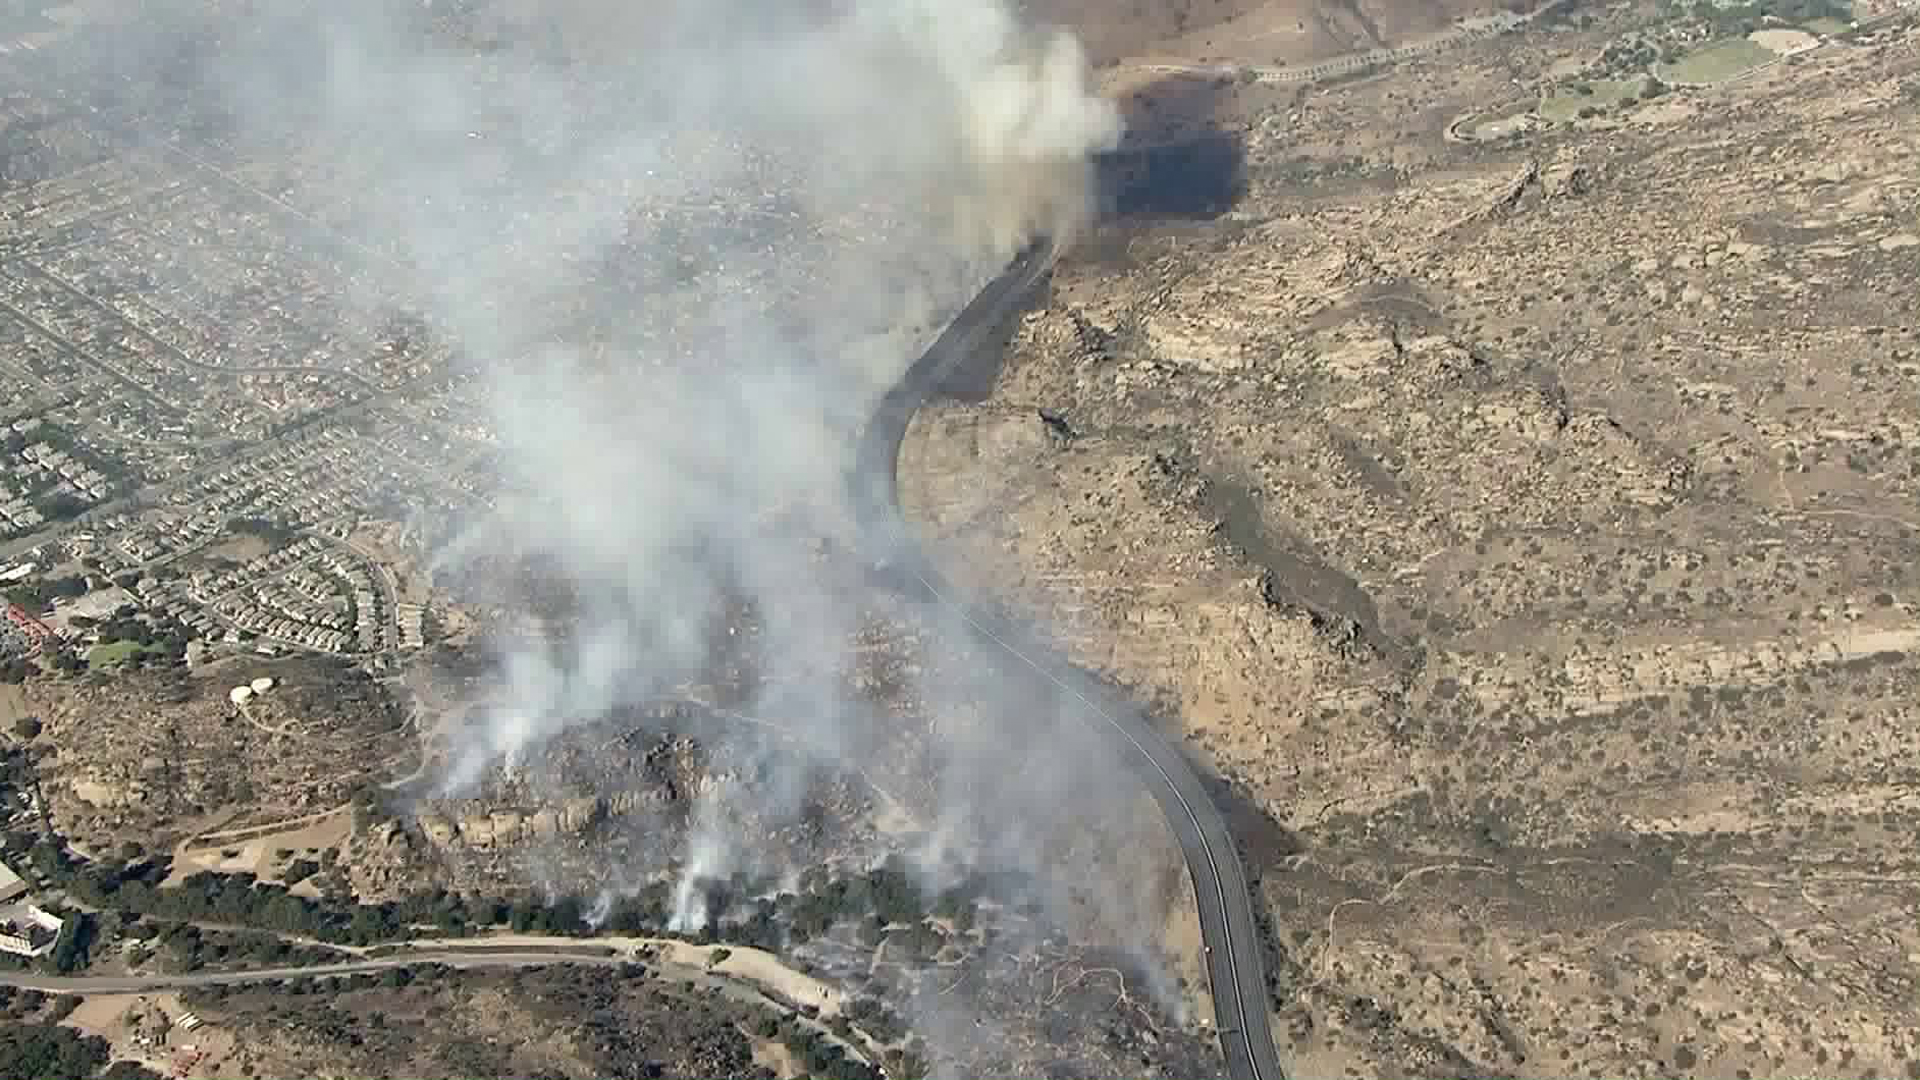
[0,950,626,994]
[851,238,1285,1080]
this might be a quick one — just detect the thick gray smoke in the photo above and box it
[69,0,1186,1054]
[407,0,1125,781]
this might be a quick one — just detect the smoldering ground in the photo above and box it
[61,0,1205,1059]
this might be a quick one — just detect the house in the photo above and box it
[0,903,63,958]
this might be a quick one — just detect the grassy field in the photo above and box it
[86,639,166,668]
[1802,16,1849,33]
[1539,77,1650,121]
[1656,38,1779,84]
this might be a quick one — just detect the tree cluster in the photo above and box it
[223,517,301,546]
[842,996,909,1043]
[0,1023,160,1080]
[1598,38,1659,74]
[44,912,97,974]
[23,843,411,946]
[751,1012,880,1080]
[4,575,87,615]
[4,832,964,1080]
[124,918,338,973]
[90,611,192,659]
[19,827,985,993]
[43,651,83,675]
[783,856,930,942]
[0,987,48,1022]
[33,494,89,525]
[1688,0,1848,36]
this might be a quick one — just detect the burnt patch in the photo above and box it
[1096,72,1246,221]
[1096,132,1246,221]
[1208,775,1304,880]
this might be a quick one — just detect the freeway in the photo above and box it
[850,239,1285,1080]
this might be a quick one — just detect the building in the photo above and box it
[3,604,56,647]
[0,859,27,904]
[0,903,62,958]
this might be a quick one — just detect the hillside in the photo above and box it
[900,5,1920,1076]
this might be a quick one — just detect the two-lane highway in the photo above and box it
[851,238,1285,1080]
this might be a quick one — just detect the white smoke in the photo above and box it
[584,889,615,930]
[667,790,732,933]
[60,0,1199,1052]
[374,0,1129,783]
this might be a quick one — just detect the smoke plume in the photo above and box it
[60,0,1192,1057]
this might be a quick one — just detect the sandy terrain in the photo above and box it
[0,683,28,728]
[659,938,847,1016]
[1750,27,1820,52]
[27,658,412,853]
[163,806,351,890]
[57,990,218,1079]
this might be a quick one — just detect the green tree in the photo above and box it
[0,1023,110,1080]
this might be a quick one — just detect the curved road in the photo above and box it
[850,239,1284,1080]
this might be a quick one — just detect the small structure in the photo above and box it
[228,686,254,707]
[249,677,275,694]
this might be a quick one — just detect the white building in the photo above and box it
[0,903,63,958]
